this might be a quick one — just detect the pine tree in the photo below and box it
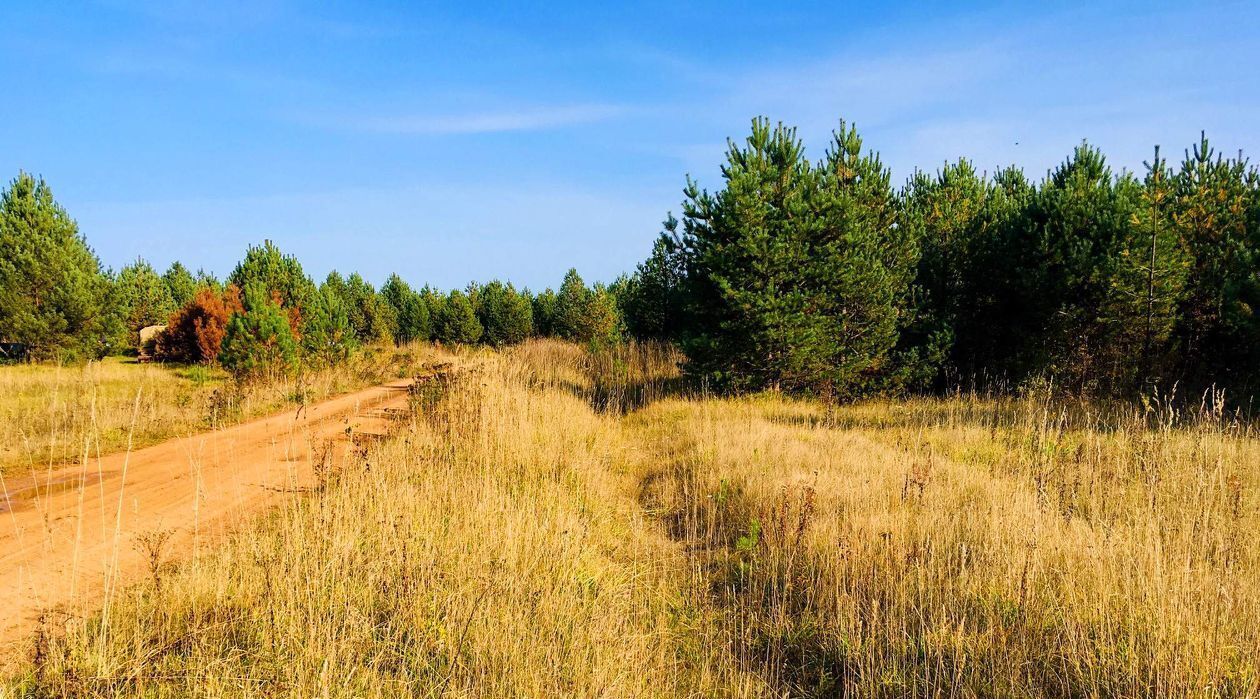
[1118,146,1189,389]
[342,273,394,344]
[1013,144,1139,391]
[584,283,623,348]
[219,283,299,380]
[554,269,595,342]
[380,274,431,344]
[162,261,198,308]
[620,215,685,341]
[322,271,348,304]
[0,172,108,359]
[303,285,356,365]
[531,288,558,337]
[194,268,222,293]
[677,118,915,395]
[678,120,816,391]
[419,287,446,341]
[891,160,988,391]
[475,280,533,346]
[812,120,918,395]
[435,290,482,344]
[108,258,177,352]
[228,240,315,337]
[324,272,394,344]
[1171,133,1259,389]
[953,165,1036,381]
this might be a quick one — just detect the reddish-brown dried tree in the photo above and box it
[155,285,243,363]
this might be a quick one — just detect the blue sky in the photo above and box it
[2,1,1257,290]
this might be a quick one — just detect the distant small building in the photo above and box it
[138,325,167,362]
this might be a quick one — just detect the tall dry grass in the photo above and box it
[9,340,1259,697]
[14,342,721,696]
[632,388,1259,696]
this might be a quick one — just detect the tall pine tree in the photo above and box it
[677,118,915,395]
[1172,134,1259,390]
[380,274,431,344]
[162,261,198,308]
[890,160,988,391]
[0,172,108,359]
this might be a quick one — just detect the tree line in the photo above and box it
[4,117,1259,399]
[0,173,621,377]
[618,119,1260,400]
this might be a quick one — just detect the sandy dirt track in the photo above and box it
[0,378,415,659]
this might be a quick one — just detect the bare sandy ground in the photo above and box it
[0,378,415,660]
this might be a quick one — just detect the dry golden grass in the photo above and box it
[0,347,430,475]
[9,340,1259,697]
[631,390,1259,696]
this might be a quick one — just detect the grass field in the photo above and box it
[8,341,1259,697]
[0,347,430,476]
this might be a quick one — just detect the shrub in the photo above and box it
[155,285,243,364]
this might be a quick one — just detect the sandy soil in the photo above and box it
[0,377,415,659]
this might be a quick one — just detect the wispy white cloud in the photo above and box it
[311,104,629,135]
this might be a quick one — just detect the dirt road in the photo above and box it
[0,378,415,658]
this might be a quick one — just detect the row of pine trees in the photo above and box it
[617,120,1260,400]
[0,173,620,376]
[4,117,1259,399]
